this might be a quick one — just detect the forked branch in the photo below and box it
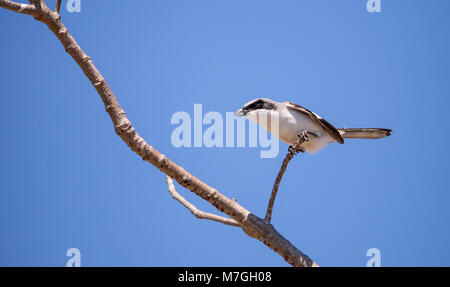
[0,0,318,267]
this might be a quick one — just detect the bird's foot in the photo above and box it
[297,130,310,142]
[288,145,304,155]
[288,130,309,155]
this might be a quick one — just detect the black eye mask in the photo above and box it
[244,100,274,111]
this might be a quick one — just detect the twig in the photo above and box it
[55,0,60,14]
[265,131,309,223]
[166,176,240,227]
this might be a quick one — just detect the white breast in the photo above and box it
[246,106,333,153]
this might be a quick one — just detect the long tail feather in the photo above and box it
[338,128,392,139]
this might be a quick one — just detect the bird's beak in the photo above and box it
[235,108,245,117]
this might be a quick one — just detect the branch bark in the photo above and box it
[0,1,318,267]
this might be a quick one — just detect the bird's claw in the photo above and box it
[297,130,310,141]
[288,145,295,154]
[288,145,304,155]
[288,130,309,155]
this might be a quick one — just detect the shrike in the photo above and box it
[235,98,391,153]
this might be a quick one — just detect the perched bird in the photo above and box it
[235,98,391,153]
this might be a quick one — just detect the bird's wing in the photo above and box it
[286,102,344,144]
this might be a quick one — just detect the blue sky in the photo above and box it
[1,0,449,266]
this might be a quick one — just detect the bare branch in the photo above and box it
[0,4,319,267]
[166,176,240,227]
[0,0,36,15]
[265,132,309,223]
[55,0,60,14]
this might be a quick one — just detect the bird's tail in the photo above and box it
[338,128,392,139]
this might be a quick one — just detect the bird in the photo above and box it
[235,98,391,153]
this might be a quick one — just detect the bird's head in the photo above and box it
[235,98,277,121]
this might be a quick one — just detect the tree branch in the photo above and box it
[0,0,36,15]
[54,0,60,14]
[166,176,241,227]
[0,2,318,267]
[265,132,309,223]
